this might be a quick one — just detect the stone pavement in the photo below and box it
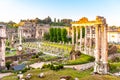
[64,62,94,71]
[108,53,120,60]
[29,62,51,69]
[0,73,12,79]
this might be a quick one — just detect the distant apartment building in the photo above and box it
[108,27,120,44]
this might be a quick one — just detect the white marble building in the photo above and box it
[108,29,120,44]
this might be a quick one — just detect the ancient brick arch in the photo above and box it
[71,16,108,74]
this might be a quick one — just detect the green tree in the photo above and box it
[61,28,67,42]
[53,28,57,42]
[43,33,50,41]
[57,28,61,42]
[82,27,85,38]
[49,28,54,42]
[6,61,12,70]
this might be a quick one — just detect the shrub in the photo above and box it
[21,67,30,73]
[66,54,94,65]
[38,51,43,56]
[109,62,120,73]
[6,47,11,51]
[6,61,12,70]
[42,64,64,71]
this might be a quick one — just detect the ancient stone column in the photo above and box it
[89,26,92,55]
[72,26,75,45]
[100,25,104,62]
[35,26,39,39]
[19,28,22,45]
[84,26,87,54]
[75,26,78,50]
[42,29,44,37]
[11,34,14,47]
[1,39,6,67]
[80,26,82,51]
[94,25,100,73]
[0,26,6,68]
[103,24,108,74]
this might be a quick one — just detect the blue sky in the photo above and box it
[0,0,120,26]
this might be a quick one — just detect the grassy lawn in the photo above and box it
[2,68,120,80]
[65,54,95,65]
[5,47,17,57]
[43,42,72,52]
[2,68,91,80]
[80,75,120,80]
[109,62,120,73]
[5,51,16,57]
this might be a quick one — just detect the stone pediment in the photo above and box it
[78,17,88,23]
[71,16,106,26]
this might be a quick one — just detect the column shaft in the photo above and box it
[72,26,74,45]
[94,25,100,73]
[76,27,78,44]
[103,24,108,74]
[80,27,82,51]
[89,26,92,55]
[75,27,78,50]
[19,28,22,45]
[84,26,87,54]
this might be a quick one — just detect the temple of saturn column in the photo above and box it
[0,24,6,69]
[71,16,108,74]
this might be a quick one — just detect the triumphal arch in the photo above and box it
[71,16,108,74]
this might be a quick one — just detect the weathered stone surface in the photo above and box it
[38,73,45,78]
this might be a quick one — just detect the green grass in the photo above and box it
[117,48,120,53]
[5,51,17,57]
[2,68,120,80]
[2,74,17,80]
[2,68,91,80]
[43,42,72,52]
[39,55,58,61]
[80,75,120,80]
[109,62,120,73]
[65,54,95,65]
[5,46,17,57]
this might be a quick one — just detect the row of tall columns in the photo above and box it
[72,26,92,53]
[72,26,83,51]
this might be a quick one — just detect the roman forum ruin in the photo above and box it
[0,24,6,69]
[71,16,108,74]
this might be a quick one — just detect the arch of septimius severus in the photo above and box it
[71,16,108,74]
